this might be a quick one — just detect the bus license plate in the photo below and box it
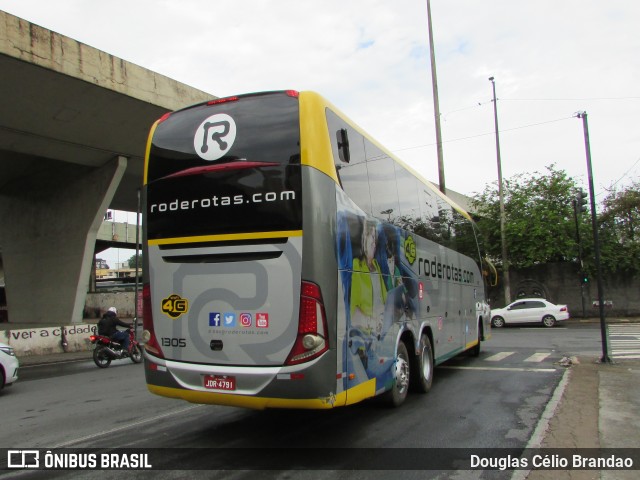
[204,375,236,391]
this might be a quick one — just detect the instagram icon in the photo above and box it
[239,313,252,327]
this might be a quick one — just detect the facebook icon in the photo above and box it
[209,312,221,327]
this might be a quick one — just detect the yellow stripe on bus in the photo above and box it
[343,378,377,406]
[465,339,479,350]
[298,91,340,184]
[143,119,162,186]
[148,230,303,246]
[147,379,376,410]
[148,385,336,409]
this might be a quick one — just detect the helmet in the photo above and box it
[108,307,117,314]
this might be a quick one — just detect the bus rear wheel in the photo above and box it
[411,334,433,393]
[469,322,482,357]
[383,341,410,407]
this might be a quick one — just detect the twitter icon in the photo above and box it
[223,312,236,327]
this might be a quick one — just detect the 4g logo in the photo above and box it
[161,294,189,319]
[404,235,416,265]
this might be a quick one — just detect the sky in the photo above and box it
[2,0,639,265]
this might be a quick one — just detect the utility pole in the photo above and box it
[489,76,510,305]
[572,189,588,318]
[426,0,446,194]
[576,111,611,363]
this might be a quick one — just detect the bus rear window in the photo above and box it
[146,92,302,240]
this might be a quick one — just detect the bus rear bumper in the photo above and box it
[143,351,349,410]
[146,384,341,410]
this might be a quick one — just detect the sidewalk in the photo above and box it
[19,349,93,366]
[526,356,640,480]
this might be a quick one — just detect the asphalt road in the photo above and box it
[1,324,604,480]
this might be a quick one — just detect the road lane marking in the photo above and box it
[484,351,515,362]
[441,366,556,373]
[518,327,567,330]
[52,404,203,448]
[524,352,551,362]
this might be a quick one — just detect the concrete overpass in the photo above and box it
[0,10,216,324]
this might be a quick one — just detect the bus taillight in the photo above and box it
[285,281,329,366]
[207,96,239,105]
[157,112,172,124]
[141,283,164,358]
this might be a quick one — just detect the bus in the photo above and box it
[141,90,491,409]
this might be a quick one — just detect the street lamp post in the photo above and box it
[571,191,587,318]
[489,77,511,305]
[426,0,446,194]
[576,111,611,363]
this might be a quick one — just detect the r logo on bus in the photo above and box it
[193,113,237,161]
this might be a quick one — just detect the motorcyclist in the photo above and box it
[97,307,131,354]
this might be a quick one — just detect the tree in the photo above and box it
[471,165,582,269]
[595,181,640,273]
[126,253,142,269]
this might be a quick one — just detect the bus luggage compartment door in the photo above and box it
[148,237,302,367]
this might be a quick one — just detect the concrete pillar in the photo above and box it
[0,155,127,324]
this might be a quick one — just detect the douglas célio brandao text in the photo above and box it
[470,453,634,470]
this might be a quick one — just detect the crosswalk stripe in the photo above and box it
[442,366,556,373]
[524,352,551,362]
[608,324,640,358]
[484,352,515,362]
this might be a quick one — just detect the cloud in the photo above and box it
[2,0,639,198]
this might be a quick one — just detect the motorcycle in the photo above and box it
[89,328,143,368]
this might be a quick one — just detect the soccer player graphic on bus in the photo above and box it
[340,211,420,387]
[350,218,387,337]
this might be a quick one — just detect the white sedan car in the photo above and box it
[491,298,569,328]
[0,342,19,391]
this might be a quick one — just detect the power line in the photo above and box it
[441,100,492,119]
[392,115,574,153]
[440,95,640,119]
[505,96,640,102]
[606,156,640,191]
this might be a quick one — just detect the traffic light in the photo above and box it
[575,188,588,213]
[579,271,588,285]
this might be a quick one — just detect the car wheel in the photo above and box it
[0,368,5,390]
[492,316,505,328]
[542,315,556,327]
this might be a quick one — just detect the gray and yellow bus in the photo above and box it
[141,90,491,409]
